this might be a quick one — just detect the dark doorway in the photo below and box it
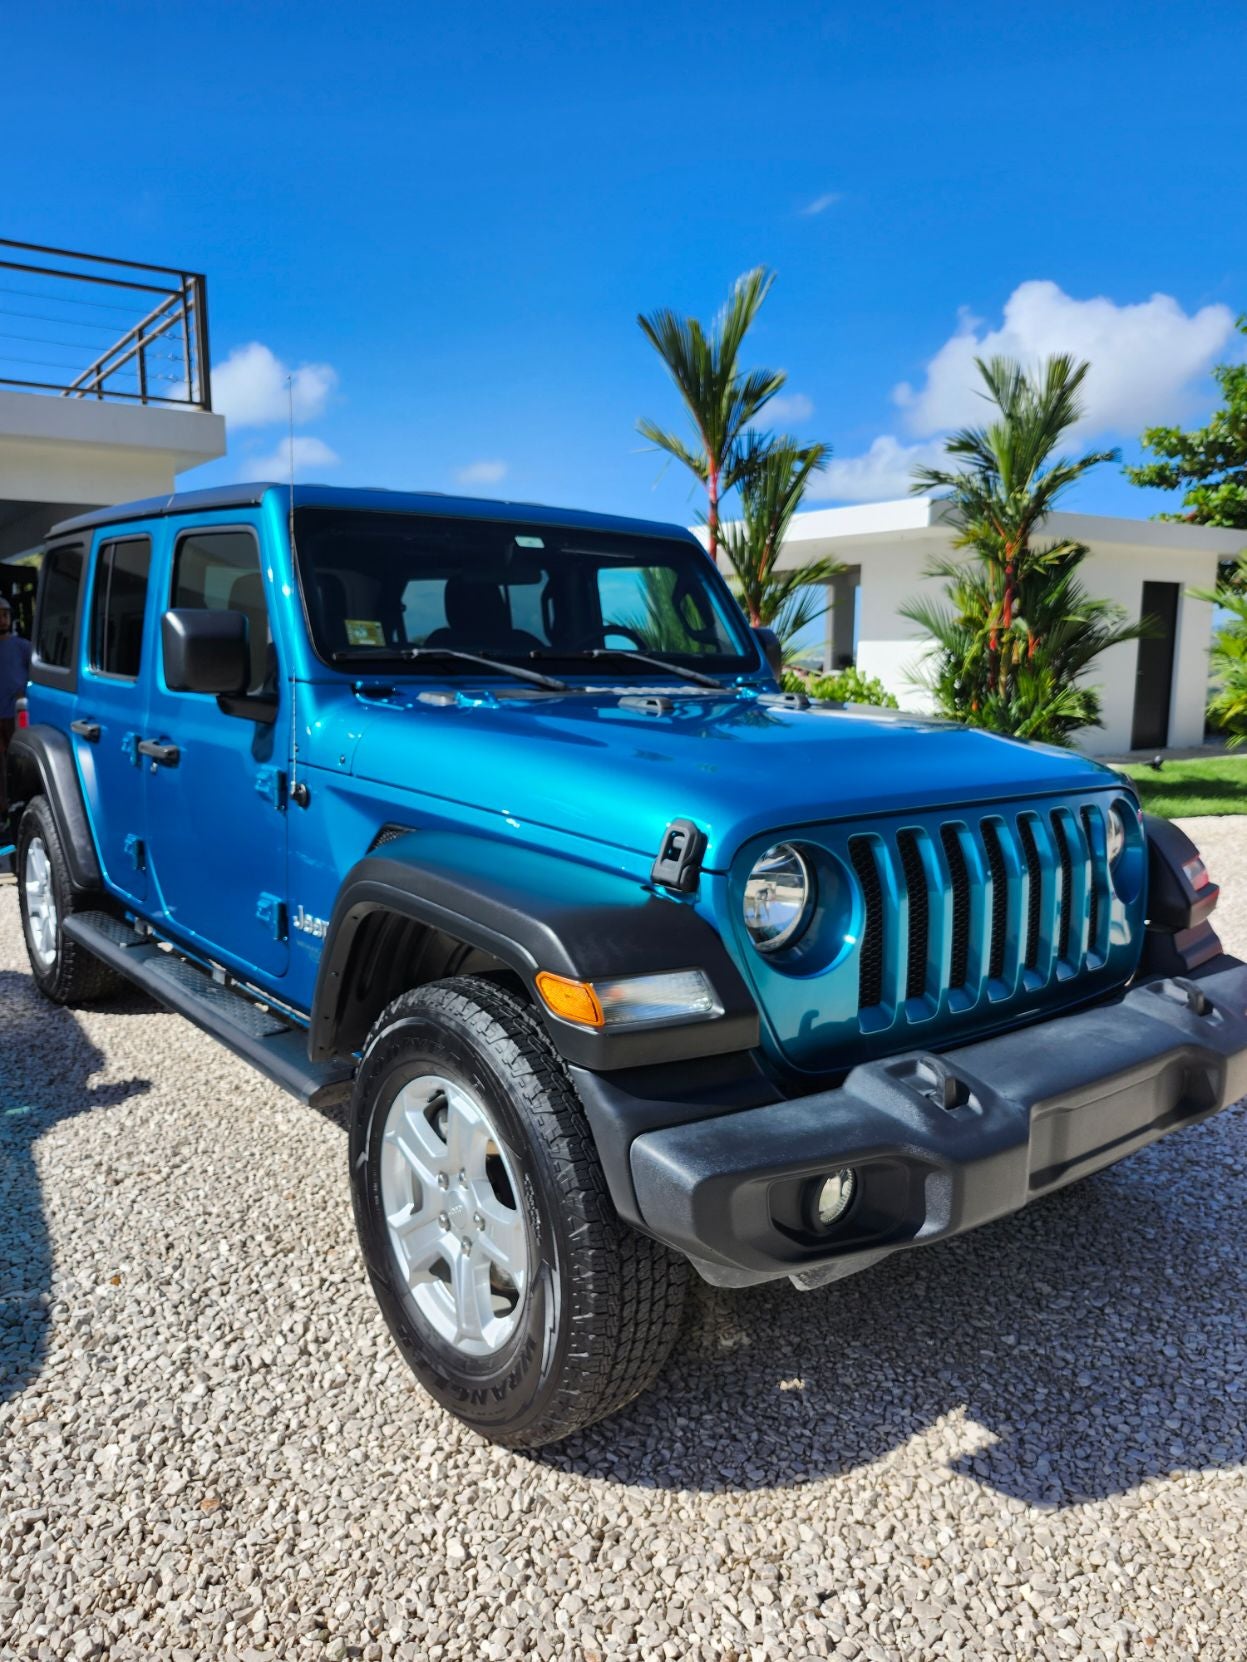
[1131,581,1180,751]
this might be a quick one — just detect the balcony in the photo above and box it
[0,239,225,563]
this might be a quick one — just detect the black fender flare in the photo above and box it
[1140,812,1223,975]
[309,829,759,1070]
[5,724,101,892]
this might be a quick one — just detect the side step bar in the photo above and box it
[62,910,354,1109]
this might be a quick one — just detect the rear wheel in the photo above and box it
[16,796,123,1003]
[349,977,688,1447]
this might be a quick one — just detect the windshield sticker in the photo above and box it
[345,619,386,646]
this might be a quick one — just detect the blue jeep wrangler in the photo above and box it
[9,484,1247,1447]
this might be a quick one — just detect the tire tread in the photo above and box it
[357,977,687,1447]
[16,797,124,1004]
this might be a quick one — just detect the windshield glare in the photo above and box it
[293,509,759,675]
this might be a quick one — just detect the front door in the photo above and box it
[143,519,290,980]
[74,531,154,907]
[1131,580,1180,751]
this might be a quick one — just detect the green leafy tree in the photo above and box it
[1125,316,1247,534]
[903,354,1149,743]
[637,267,785,563]
[1192,556,1247,744]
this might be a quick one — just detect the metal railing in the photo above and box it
[0,238,211,410]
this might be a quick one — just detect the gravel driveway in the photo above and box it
[2,818,1246,1662]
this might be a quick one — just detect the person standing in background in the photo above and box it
[0,595,32,834]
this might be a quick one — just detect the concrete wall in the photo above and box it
[853,543,938,711]
[0,386,226,556]
[1085,544,1218,752]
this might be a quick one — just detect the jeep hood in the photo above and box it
[339,687,1120,871]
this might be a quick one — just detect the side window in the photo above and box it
[34,543,84,671]
[89,537,152,680]
[171,528,273,695]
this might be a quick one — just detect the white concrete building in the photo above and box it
[771,498,1244,756]
[0,387,224,559]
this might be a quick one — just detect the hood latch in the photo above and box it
[651,819,707,895]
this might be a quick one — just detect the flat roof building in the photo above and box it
[763,498,1244,756]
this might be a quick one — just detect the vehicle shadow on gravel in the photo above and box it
[546,1103,1247,1506]
[0,968,152,1406]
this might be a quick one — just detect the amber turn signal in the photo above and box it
[534,971,604,1028]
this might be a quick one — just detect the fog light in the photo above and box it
[813,1168,856,1229]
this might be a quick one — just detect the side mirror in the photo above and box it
[752,625,783,679]
[162,609,249,695]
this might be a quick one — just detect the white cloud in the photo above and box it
[213,341,338,428]
[455,459,508,487]
[807,280,1237,508]
[800,192,840,216]
[893,280,1235,438]
[246,434,340,481]
[765,392,815,425]
[806,434,943,503]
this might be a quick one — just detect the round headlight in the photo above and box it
[743,843,815,953]
[1107,806,1127,866]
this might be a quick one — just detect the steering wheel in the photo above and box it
[570,624,648,651]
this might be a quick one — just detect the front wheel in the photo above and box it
[349,978,688,1447]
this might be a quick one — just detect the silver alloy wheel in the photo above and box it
[379,1072,529,1357]
[24,836,58,968]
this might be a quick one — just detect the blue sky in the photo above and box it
[4,1,1245,525]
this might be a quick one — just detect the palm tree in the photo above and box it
[1194,556,1247,745]
[904,544,1150,743]
[902,354,1149,742]
[911,354,1119,695]
[719,439,844,660]
[637,267,786,562]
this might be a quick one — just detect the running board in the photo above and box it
[62,910,354,1109]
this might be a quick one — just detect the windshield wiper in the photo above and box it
[529,648,724,689]
[330,645,570,691]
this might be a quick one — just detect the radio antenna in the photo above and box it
[286,375,301,804]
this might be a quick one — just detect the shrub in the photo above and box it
[782,666,899,707]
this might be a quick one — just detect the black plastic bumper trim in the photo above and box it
[579,956,1247,1287]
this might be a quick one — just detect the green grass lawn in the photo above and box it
[1120,754,1247,819]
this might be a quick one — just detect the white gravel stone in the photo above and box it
[1,817,1246,1659]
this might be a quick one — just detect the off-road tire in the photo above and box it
[16,796,124,1004]
[349,977,688,1447]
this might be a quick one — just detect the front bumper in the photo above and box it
[573,957,1247,1288]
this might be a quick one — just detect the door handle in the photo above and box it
[137,739,180,766]
[70,719,101,742]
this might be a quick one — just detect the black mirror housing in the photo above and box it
[162,609,249,695]
[752,625,783,679]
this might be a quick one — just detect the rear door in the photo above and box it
[74,529,155,906]
[142,517,290,980]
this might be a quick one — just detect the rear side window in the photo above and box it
[89,537,151,680]
[171,528,272,695]
[34,543,84,670]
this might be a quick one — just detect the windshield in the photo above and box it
[293,508,760,676]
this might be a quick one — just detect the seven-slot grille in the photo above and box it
[846,801,1113,1023]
